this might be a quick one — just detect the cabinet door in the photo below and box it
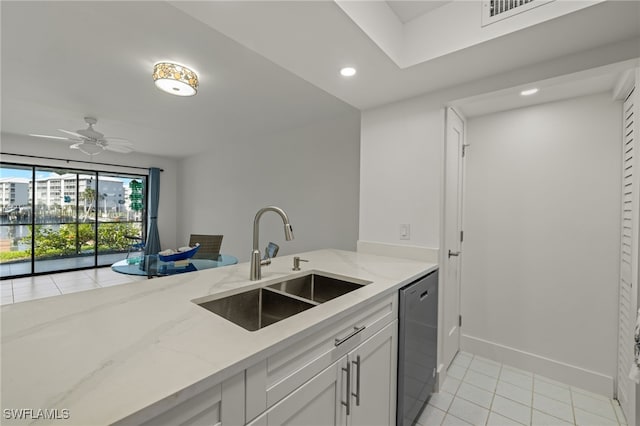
[248,360,346,426]
[347,320,397,426]
[132,372,244,426]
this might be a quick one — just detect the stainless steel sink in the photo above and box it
[194,272,370,331]
[267,274,365,304]
[196,288,315,331]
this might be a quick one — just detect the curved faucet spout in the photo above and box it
[251,206,294,280]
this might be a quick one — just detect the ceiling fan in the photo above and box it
[31,117,134,156]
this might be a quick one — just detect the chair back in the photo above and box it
[189,234,223,259]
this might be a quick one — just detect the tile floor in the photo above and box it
[1,267,145,305]
[416,352,627,426]
[0,252,126,277]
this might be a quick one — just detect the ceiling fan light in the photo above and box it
[153,62,198,96]
[75,142,104,156]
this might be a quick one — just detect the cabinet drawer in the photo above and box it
[246,293,397,421]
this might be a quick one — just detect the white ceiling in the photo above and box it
[453,63,631,118]
[386,1,452,23]
[0,1,356,158]
[2,1,639,158]
[172,1,640,109]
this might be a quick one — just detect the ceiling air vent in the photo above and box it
[482,0,555,26]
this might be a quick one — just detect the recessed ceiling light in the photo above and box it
[520,88,539,96]
[340,67,357,77]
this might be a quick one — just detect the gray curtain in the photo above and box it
[144,167,161,255]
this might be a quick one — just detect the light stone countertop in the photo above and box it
[1,249,437,425]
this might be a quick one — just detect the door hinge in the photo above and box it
[460,231,464,242]
[462,144,470,157]
[459,315,462,327]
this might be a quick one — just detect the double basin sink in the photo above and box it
[194,273,370,331]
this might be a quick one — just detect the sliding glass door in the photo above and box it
[96,173,145,266]
[33,169,98,273]
[0,164,33,276]
[0,163,146,277]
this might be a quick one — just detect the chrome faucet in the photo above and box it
[250,206,294,280]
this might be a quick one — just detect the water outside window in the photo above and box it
[0,163,146,277]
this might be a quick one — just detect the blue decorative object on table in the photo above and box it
[157,243,200,262]
[111,254,239,277]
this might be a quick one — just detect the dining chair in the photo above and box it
[188,234,223,260]
[125,235,145,259]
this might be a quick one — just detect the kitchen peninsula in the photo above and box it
[1,250,436,425]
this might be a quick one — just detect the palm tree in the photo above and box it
[80,188,96,222]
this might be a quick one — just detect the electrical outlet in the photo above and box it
[399,224,410,240]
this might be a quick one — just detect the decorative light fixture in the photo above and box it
[153,62,199,96]
[73,141,104,156]
[520,88,539,96]
[340,67,357,77]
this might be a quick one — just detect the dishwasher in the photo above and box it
[397,269,439,426]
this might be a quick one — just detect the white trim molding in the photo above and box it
[462,334,614,397]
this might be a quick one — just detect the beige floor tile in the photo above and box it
[14,289,61,303]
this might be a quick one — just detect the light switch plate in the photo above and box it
[399,224,410,240]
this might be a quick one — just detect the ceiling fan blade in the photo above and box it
[103,138,133,146]
[58,129,85,139]
[104,144,133,153]
[29,133,76,141]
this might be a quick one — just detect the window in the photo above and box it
[0,163,147,277]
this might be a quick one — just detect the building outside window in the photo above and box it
[0,163,147,277]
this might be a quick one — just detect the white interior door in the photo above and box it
[617,86,637,426]
[442,107,465,370]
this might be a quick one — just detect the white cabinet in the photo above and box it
[247,361,344,426]
[119,372,245,426]
[123,294,399,426]
[248,321,397,426]
[245,293,398,422]
[346,320,397,426]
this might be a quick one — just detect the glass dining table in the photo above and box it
[111,254,238,277]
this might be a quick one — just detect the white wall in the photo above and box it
[176,111,361,262]
[0,134,180,249]
[359,53,631,393]
[359,43,637,254]
[461,93,621,393]
[359,98,442,249]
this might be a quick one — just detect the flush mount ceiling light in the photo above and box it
[153,62,199,96]
[520,88,539,96]
[340,67,357,77]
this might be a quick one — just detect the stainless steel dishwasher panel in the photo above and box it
[397,270,439,426]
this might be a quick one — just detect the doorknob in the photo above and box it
[448,250,461,258]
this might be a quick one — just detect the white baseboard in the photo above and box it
[461,334,614,397]
[356,240,439,263]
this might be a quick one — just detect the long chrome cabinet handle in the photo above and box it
[352,355,361,406]
[341,362,351,415]
[335,325,366,346]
